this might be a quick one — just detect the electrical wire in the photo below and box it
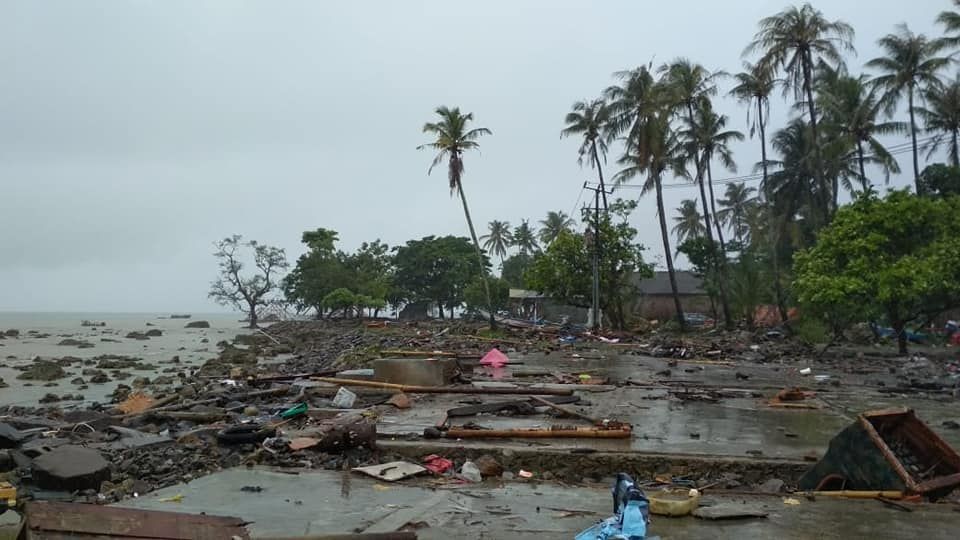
[610,135,940,191]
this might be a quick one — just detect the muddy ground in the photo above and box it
[2,318,959,537]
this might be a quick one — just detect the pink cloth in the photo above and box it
[480,348,509,368]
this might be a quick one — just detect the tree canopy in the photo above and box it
[795,190,960,353]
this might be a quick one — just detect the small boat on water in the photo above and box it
[169,314,192,319]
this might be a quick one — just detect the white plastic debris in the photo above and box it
[332,387,357,409]
[799,367,812,375]
[460,461,482,482]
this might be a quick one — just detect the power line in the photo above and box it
[610,135,939,191]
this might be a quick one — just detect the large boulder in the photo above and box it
[16,360,66,381]
[144,329,163,337]
[32,445,111,492]
[185,320,210,329]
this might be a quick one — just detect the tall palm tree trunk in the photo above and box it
[758,100,770,185]
[706,162,727,252]
[456,180,495,330]
[802,52,831,216]
[696,164,733,330]
[953,130,959,168]
[856,140,869,191]
[591,140,609,209]
[757,99,787,323]
[686,104,732,330]
[908,86,921,192]
[655,174,686,331]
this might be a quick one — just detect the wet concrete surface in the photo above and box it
[374,350,960,461]
[116,467,960,539]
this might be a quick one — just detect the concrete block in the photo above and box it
[32,445,110,492]
[372,358,458,387]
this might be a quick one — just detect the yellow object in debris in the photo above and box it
[648,488,700,516]
[0,482,16,508]
[158,493,184,503]
[783,497,801,505]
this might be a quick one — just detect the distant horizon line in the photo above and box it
[0,310,236,315]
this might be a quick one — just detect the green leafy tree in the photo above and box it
[481,220,513,264]
[322,288,359,317]
[512,220,540,256]
[672,199,705,247]
[392,235,489,319]
[500,253,536,289]
[866,25,950,190]
[526,201,653,330]
[465,276,510,315]
[348,240,393,316]
[795,190,960,353]
[283,229,354,318]
[418,106,495,328]
[918,163,960,197]
[209,235,289,328]
[917,76,960,167]
[538,211,575,246]
[746,2,855,213]
[562,98,613,208]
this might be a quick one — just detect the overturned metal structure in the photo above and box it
[799,408,960,500]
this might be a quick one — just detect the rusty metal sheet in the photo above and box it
[22,501,249,539]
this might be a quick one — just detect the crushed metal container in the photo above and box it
[799,407,960,500]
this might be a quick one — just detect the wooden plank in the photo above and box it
[23,501,249,539]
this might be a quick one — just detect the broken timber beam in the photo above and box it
[311,377,573,396]
[445,426,631,439]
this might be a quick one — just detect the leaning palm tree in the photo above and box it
[512,220,539,256]
[745,3,855,213]
[917,76,960,168]
[417,106,494,327]
[538,211,574,245]
[613,106,688,330]
[717,183,757,246]
[672,199,705,247]
[818,73,904,190]
[729,62,776,192]
[561,98,612,208]
[480,220,513,265]
[866,25,950,191]
[937,0,960,47]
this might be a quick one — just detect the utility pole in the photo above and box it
[584,182,613,333]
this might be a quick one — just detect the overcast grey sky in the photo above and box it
[0,0,948,312]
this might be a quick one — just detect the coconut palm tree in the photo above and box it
[917,76,960,168]
[417,106,494,328]
[818,72,904,190]
[672,199,705,246]
[481,220,513,265]
[866,25,950,191]
[538,211,574,246]
[746,3,855,212]
[729,62,776,191]
[689,102,745,248]
[937,0,960,48]
[512,220,539,256]
[561,98,612,209]
[717,183,757,245]
[604,66,668,144]
[613,105,688,330]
